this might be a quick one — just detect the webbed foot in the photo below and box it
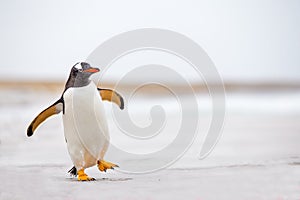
[97,160,119,172]
[77,169,95,181]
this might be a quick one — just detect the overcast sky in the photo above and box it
[0,0,299,83]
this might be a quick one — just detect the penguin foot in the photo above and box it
[97,160,119,172]
[77,169,95,181]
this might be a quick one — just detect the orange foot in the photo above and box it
[97,160,119,172]
[77,169,95,181]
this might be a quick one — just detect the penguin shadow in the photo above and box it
[65,177,133,182]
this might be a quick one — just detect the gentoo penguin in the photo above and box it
[27,62,124,181]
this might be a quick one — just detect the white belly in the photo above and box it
[62,82,109,169]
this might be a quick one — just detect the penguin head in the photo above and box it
[65,62,100,88]
[71,62,100,78]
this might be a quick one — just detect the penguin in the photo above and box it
[27,62,124,181]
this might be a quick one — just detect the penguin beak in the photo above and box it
[83,67,100,73]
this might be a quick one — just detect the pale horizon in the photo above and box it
[0,0,299,83]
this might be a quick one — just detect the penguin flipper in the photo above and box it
[98,88,124,110]
[27,99,63,137]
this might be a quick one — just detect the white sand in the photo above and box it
[0,89,299,199]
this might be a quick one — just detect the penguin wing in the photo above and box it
[98,88,124,110]
[27,99,64,137]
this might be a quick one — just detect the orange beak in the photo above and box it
[83,67,100,73]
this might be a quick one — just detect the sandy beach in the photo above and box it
[0,86,299,199]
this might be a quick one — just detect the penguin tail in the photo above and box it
[68,166,77,177]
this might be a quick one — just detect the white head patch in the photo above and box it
[74,62,82,70]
